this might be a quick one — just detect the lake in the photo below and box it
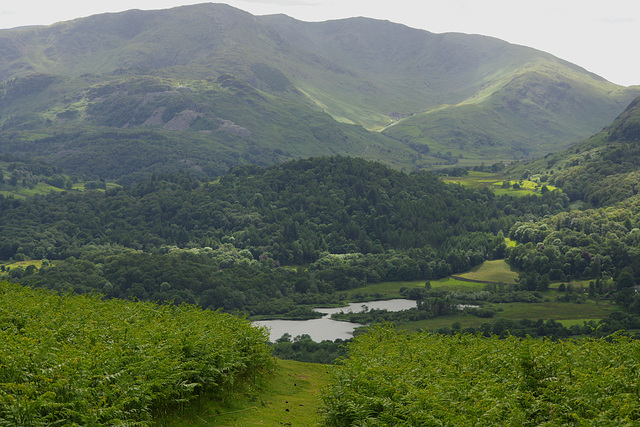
[253,299,416,342]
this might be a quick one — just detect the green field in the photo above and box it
[494,301,615,320]
[342,280,426,300]
[0,260,51,278]
[343,275,490,299]
[454,259,519,284]
[443,171,558,196]
[0,182,65,199]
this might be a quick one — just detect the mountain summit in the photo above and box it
[0,3,638,180]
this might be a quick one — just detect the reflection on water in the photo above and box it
[253,299,416,342]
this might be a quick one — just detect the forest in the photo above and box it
[1,156,571,318]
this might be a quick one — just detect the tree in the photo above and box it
[616,269,636,290]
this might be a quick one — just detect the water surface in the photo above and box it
[254,299,416,342]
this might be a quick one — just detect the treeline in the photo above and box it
[271,334,348,364]
[0,157,570,315]
[0,281,273,426]
[270,310,640,365]
[0,157,75,189]
[432,311,640,340]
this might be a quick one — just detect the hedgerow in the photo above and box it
[322,325,640,426]
[0,281,273,426]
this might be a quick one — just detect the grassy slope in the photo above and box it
[454,259,519,284]
[1,4,638,172]
[0,73,419,181]
[507,95,640,208]
[263,14,639,159]
[383,58,637,162]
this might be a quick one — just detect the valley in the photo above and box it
[2,3,640,425]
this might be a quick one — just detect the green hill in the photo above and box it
[0,72,415,183]
[0,3,638,179]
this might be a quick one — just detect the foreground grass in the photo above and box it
[0,281,273,426]
[159,359,331,426]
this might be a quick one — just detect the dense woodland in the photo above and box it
[2,156,570,317]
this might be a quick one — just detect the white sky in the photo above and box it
[1,0,638,86]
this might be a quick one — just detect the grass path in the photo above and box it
[159,359,331,426]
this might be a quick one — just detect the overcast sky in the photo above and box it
[1,0,638,86]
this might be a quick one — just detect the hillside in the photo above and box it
[322,325,640,425]
[0,280,273,425]
[0,73,414,183]
[0,3,638,180]
[511,95,640,207]
[263,15,637,162]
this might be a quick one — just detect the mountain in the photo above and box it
[0,3,638,181]
[260,15,637,162]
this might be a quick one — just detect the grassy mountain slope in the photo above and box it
[261,14,639,161]
[0,3,638,176]
[381,58,634,164]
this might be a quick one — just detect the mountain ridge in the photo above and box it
[0,3,638,178]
